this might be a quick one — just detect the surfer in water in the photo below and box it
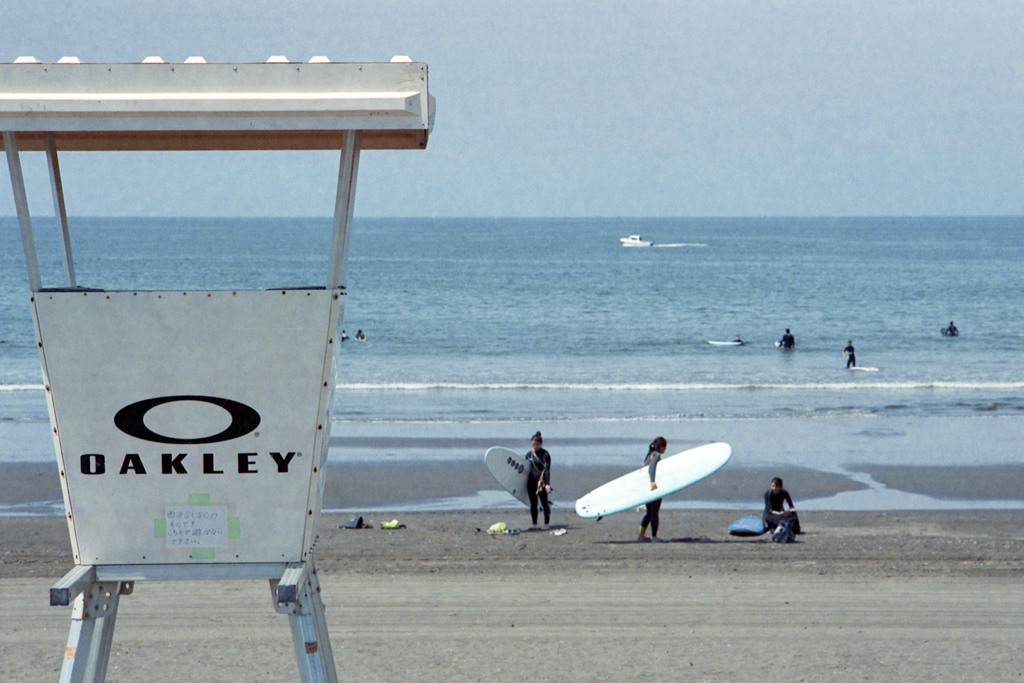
[638,437,667,542]
[844,339,856,368]
[763,477,801,534]
[779,328,795,349]
[525,432,552,528]
[944,321,959,336]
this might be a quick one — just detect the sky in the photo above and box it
[1,0,1023,218]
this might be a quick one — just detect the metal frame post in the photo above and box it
[3,131,43,292]
[272,556,338,683]
[44,132,77,287]
[327,131,361,290]
[51,557,337,683]
[59,581,132,683]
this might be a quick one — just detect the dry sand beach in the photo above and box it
[3,508,1023,682]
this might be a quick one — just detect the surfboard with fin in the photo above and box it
[575,442,731,518]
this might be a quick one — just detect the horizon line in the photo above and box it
[4,214,1024,221]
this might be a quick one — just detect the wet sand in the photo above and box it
[2,509,1024,682]
[0,460,865,513]
[11,459,1024,513]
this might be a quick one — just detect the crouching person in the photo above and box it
[763,476,801,535]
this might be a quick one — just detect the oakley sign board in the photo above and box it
[31,289,342,565]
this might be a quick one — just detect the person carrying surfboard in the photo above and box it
[525,431,552,528]
[638,437,667,542]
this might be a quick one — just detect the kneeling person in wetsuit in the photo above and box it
[763,476,801,534]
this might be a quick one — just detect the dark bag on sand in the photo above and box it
[772,522,795,544]
[340,516,365,529]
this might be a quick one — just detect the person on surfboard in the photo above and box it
[525,431,552,528]
[763,477,801,535]
[638,437,667,543]
[844,339,856,368]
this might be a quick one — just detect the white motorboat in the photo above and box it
[620,234,652,247]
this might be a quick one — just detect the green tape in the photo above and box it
[188,493,210,506]
[228,517,241,539]
[154,519,166,538]
[192,547,215,560]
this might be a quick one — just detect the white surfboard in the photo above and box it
[575,442,732,518]
[708,340,743,346]
[484,447,533,506]
[850,366,879,372]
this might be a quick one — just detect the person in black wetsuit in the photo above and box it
[638,436,667,542]
[844,340,856,368]
[779,328,795,349]
[763,477,801,534]
[525,431,552,527]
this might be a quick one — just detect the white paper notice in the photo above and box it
[165,506,229,547]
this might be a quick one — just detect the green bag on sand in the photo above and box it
[488,522,508,533]
[381,519,401,529]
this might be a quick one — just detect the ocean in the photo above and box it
[2,216,1023,513]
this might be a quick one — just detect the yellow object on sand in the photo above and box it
[381,519,401,529]
[488,522,508,534]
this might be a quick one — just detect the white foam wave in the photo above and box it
[0,384,45,392]
[336,381,1024,392]
[6,379,1020,394]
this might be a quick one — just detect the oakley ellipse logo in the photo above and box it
[114,395,261,444]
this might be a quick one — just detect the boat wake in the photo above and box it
[652,243,708,248]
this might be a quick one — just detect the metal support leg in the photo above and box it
[44,132,77,287]
[272,559,339,683]
[59,581,127,683]
[3,131,42,292]
[326,130,361,290]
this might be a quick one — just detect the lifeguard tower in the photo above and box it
[1,55,433,682]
